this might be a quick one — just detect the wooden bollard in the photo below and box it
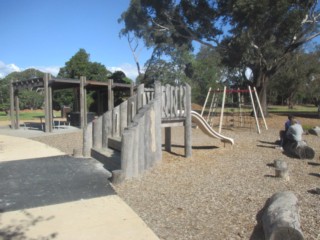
[73,148,82,158]
[111,170,124,184]
[262,191,304,240]
[274,159,289,180]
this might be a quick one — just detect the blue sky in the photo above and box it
[0,0,152,80]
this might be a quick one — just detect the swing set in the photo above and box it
[201,86,268,134]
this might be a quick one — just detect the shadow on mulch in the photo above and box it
[309,172,320,178]
[256,144,275,149]
[249,199,268,240]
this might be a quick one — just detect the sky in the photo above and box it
[0,0,152,80]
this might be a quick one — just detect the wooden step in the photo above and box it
[91,147,121,172]
[108,137,122,151]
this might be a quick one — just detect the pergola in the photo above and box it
[10,73,133,132]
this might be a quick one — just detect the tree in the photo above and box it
[269,49,320,105]
[57,48,111,80]
[190,46,224,103]
[108,70,131,84]
[218,0,320,114]
[0,69,44,111]
[120,0,320,114]
[56,49,112,110]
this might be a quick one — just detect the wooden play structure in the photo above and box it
[83,82,193,182]
[9,73,133,132]
[9,74,234,182]
[201,86,268,133]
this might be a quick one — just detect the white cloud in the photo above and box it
[108,63,140,81]
[29,66,60,77]
[0,61,61,78]
[0,61,21,78]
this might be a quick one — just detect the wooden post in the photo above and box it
[185,84,192,158]
[120,101,128,135]
[111,170,124,184]
[165,127,171,152]
[93,116,102,149]
[80,76,87,129]
[102,111,111,148]
[154,81,162,163]
[108,79,114,111]
[48,76,53,132]
[137,84,144,112]
[262,191,304,240]
[149,105,157,167]
[132,123,139,177]
[143,107,152,169]
[83,122,93,157]
[9,80,15,129]
[130,81,134,96]
[274,159,289,180]
[14,94,20,129]
[137,110,146,173]
[121,128,134,179]
[44,73,50,132]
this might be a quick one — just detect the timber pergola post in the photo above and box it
[80,76,87,129]
[44,73,53,132]
[108,79,114,111]
[9,79,19,129]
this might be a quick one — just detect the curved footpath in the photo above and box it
[0,131,159,240]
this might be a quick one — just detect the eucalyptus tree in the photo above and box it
[269,49,320,105]
[119,0,320,114]
[189,45,224,103]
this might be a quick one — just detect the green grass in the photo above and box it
[0,110,61,121]
[268,104,317,113]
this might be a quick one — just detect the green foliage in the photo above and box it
[56,48,113,110]
[269,50,320,105]
[140,47,192,87]
[121,0,320,114]
[0,68,45,111]
[19,90,43,109]
[109,71,132,84]
[190,46,224,103]
[119,0,221,51]
[57,48,111,80]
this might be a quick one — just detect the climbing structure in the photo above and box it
[201,86,268,133]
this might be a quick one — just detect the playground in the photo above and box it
[2,76,320,239]
[114,113,320,240]
[11,110,319,240]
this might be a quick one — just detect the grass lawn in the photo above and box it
[268,104,318,113]
[0,110,61,122]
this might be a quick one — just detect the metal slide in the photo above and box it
[191,110,234,145]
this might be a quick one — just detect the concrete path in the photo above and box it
[0,134,159,240]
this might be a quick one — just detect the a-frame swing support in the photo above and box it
[201,86,268,134]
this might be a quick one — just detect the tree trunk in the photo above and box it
[262,191,304,240]
[256,71,269,117]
